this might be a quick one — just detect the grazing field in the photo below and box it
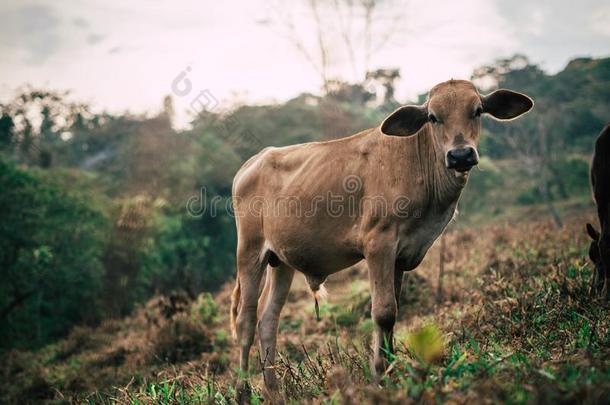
[1,211,609,404]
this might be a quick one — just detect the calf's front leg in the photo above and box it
[366,241,399,379]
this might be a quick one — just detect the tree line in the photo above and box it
[1,55,607,350]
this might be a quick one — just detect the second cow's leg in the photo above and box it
[258,263,295,400]
[366,241,398,379]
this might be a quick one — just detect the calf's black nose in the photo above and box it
[446,147,478,172]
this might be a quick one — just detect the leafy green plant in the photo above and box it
[192,293,218,324]
[406,324,445,364]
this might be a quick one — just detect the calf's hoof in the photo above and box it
[236,380,251,405]
[370,356,390,385]
[262,385,283,404]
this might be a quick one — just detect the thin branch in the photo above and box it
[0,289,35,320]
[309,0,330,91]
[333,0,360,80]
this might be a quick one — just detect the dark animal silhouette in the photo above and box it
[586,123,610,297]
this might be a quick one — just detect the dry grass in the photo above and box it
[1,213,609,404]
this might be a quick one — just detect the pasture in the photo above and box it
[2,210,608,404]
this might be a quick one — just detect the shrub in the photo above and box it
[0,159,109,350]
[138,207,236,298]
[192,293,218,324]
[150,315,213,364]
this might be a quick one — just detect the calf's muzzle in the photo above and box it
[446,147,478,172]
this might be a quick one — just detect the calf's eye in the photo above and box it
[428,113,439,124]
[473,106,483,118]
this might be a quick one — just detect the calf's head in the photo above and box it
[380,80,533,174]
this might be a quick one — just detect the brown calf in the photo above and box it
[230,79,533,401]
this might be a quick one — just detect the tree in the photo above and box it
[263,0,407,93]
[0,88,95,167]
[366,68,401,104]
[0,159,109,349]
[472,56,563,227]
[260,1,407,141]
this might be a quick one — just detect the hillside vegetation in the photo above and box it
[1,212,608,403]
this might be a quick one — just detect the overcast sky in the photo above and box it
[1,0,609,126]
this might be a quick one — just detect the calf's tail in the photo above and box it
[230,276,241,340]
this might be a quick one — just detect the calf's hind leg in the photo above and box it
[234,246,267,403]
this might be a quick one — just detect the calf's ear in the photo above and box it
[381,105,428,136]
[586,223,600,241]
[481,89,533,120]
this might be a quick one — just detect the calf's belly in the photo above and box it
[266,228,362,275]
[274,242,362,275]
